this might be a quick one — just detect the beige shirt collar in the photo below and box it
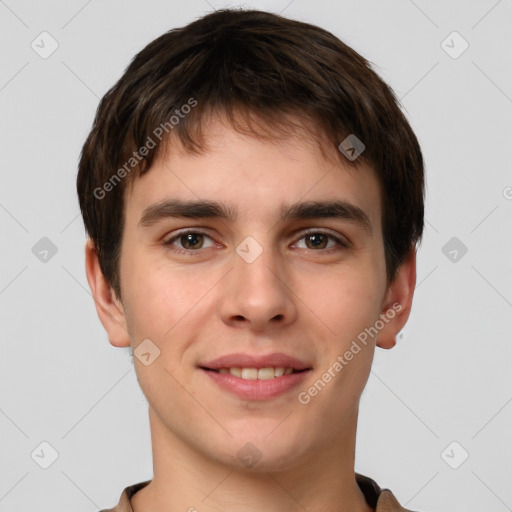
[99,473,415,512]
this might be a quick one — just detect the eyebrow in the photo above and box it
[138,199,372,233]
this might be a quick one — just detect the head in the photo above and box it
[78,9,424,471]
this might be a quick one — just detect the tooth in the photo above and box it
[258,367,275,380]
[241,368,258,380]
[223,367,295,379]
[274,367,285,377]
[229,367,242,377]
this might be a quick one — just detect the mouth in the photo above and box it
[198,353,313,400]
[200,366,310,380]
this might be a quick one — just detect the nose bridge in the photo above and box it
[220,233,296,327]
[240,236,280,284]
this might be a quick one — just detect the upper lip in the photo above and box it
[200,352,311,371]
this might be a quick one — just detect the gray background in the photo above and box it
[1,0,511,510]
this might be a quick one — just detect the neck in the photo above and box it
[131,406,373,512]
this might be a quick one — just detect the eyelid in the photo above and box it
[162,229,215,246]
[292,228,350,249]
[162,227,350,253]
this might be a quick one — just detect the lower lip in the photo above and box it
[201,369,311,400]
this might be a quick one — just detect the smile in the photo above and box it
[210,367,301,379]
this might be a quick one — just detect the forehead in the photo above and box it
[123,115,381,232]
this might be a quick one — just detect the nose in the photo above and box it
[219,239,297,332]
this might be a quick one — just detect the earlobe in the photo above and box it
[376,247,417,350]
[84,239,131,348]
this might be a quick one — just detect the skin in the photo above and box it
[85,113,416,512]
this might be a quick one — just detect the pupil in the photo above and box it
[307,234,326,249]
[183,233,202,249]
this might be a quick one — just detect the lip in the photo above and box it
[200,352,311,371]
[201,367,312,400]
[199,352,313,401]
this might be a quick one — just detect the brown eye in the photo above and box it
[305,233,329,249]
[179,232,204,250]
[163,230,215,254]
[295,230,348,251]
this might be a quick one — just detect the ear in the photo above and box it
[84,238,131,348]
[376,246,417,350]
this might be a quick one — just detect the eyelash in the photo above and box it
[162,229,349,256]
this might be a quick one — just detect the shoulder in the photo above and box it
[356,473,422,512]
[98,480,151,512]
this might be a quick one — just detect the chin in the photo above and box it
[211,429,308,473]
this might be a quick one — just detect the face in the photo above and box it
[87,114,414,473]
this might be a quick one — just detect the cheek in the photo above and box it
[122,254,192,327]
[297,263,382,339]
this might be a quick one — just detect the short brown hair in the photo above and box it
[77,8,424,301]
